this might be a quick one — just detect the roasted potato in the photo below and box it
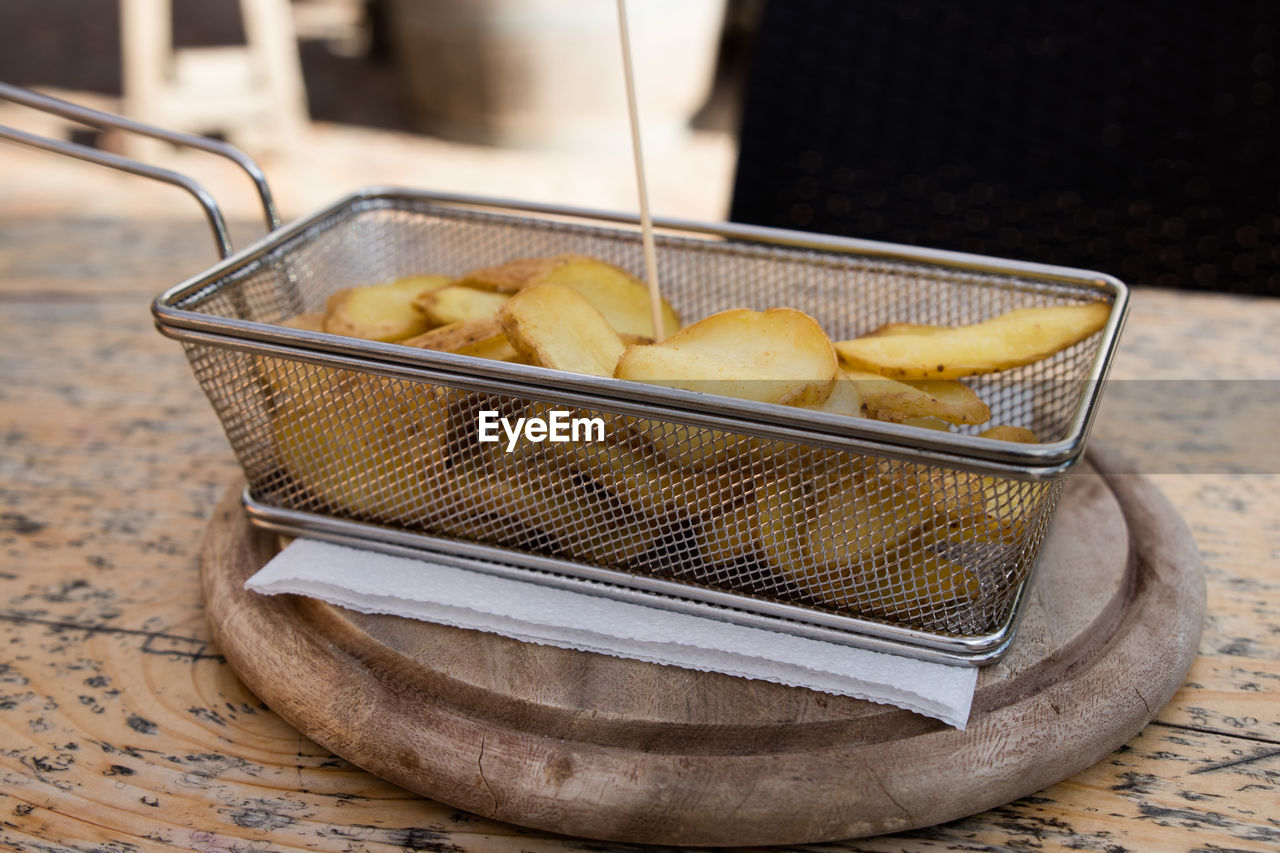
[323,275,450,342]
[835,303,1110,379]
[843,370,991,425]
[436,442,659,567]
[552,420,740,522]
[258,312,329,398]
[615,308,838,406]
[979,424,1038,443]
[456,253,681,340]
[499,284,626,377]
[412,286,510,326]
[272,376,448,523]
[802,370,865,417]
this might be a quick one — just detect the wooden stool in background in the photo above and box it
[120,0,308,156]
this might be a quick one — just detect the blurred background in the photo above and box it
[1,0,1276,295]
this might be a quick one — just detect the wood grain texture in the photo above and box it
[199,450,1202,846]
[1,217,1277,851]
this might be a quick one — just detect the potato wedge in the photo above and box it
[861,321,947,338]
[843,370,990,425]
[412,286,509,326]
[979,424,1038,443]
[553,421,739,521]
[857,549,981,624]
[801,370,865,417]
[453,256,566,292]
[436,444,658,567]
[279,311,326,332]
[835,303,1111,379]
[698,470,975,622]
[615,308,838,406]
[535,255,681,340]
[902,416,951,431]
[455,254,681,339]
[258,313,330,398]
[272,376,448,523]
[401,316,504,352]
[499,284,625,377]
[323,275,450,342]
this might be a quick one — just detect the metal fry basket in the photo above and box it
[3,85,1127,665]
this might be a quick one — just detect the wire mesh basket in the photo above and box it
[155,189,1126,664]
[0,84,1127,665]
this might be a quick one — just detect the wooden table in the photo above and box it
[1,218,1276,851]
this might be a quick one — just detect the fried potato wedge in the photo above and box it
[979,424,1038,443]
[801,370,865,417]
[553,422,739,521]
[258,313,330,397]
[399,316,522,362]
[323,275,450,342]
[272,376,448,523]
[698,471,978,622]
[843,370,990,425]
[535,255,681,340]
[615,308,838,406]
[402,316,503,351]
[437,444,658,567]
[279,311,326,332]
[835,303,1111,379]
[861,321,947,338]
[453,256,565,292]
[857,549,981,624]
[499,283,625,377]
[412,286,509,326]
[455,254,681,339]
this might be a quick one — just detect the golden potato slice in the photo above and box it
[453,256,565,292]
[535,255,681,340]
[436,444,657,567]
[843,370,990,425]
[401,316,504,352]
[801,370,865,417]
[615,308,838,406]
[499,283,625,377]
[258,313,329,398]
[699,470,972,622]
[454,332,522,362]
[861,322,946,338]
[412,286,509,326]
[279,311,326,332]
[902,416,951,431]
[857,549,981,624]
[323,275,450,342]
[554,422,739,521]
[616,309,838,473]
[835,303,1111,379]
[979,424,1038,443]
[869,459,1046,546]
[272,376,448,524]
[455,254,681,339]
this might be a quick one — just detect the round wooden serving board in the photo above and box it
[200,445,1204,847]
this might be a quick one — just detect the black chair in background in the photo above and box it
[730,0,1278,296]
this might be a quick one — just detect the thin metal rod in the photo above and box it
[615,0,666,342]
[0,123,233,259]
[0,81,280,232]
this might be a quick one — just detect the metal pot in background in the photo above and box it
[385,0,727,149]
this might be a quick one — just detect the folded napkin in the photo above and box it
[246,538,978,728]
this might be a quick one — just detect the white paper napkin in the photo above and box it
[246,538,978,728]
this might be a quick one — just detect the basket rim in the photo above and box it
[152,186,1130,478]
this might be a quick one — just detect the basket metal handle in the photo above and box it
[0,82,281,259]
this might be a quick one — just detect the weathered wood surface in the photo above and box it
[199,450,1202,846]
[1,218,1277,851]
